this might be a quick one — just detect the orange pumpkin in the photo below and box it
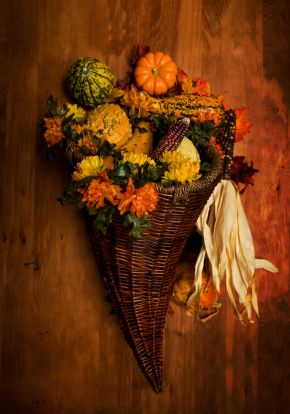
[134,52,177,96]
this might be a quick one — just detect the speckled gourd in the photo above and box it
[86,103,132,149]
[66,57,114,107]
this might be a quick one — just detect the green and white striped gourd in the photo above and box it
[66,57,114,107]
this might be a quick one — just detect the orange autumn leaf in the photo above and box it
[218,94,230,111]
[235,107,252,142]
[177,68,195,94]
[209,136,224,159]
[193,77,211,96]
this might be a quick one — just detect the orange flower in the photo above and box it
[193,77,211,96]
[235,108,252,142]
[186,272,221,318]
[118,178,136,214]
[79,172,122,209]
[196,110,220,125]
[199,274,220,308]
[103,155,115,170]
[73,124,85,134]
[118,178,158,217]
[43,117,64,147]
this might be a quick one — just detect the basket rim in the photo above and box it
[155,144,222,195]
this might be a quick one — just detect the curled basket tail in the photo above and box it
[89,145,223,392]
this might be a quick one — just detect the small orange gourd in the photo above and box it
[134,52,177,96]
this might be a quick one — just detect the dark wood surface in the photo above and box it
[1,1,289,413]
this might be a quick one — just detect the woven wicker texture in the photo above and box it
[89,145,223,392]
[68,111,235,392]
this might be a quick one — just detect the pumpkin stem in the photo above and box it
[151,67,158,76]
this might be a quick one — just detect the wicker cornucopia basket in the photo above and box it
[88,146,224,392]
[63,109,236,393]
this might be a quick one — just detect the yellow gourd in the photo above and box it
[121,120,153,155]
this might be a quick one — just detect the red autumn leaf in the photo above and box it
[131,44,150,66]
[117,44,150,90]
[230,156,259,193]
[116,71,133,90]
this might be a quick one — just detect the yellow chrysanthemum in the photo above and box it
[160,150,186,165]
[161,150,201,184]
[65,103,87,122]
[122,152,155,166]
[77,132,98,154]
[72,156,104,181]
[162,163,201,184]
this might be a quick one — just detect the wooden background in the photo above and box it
[1,0,289,413]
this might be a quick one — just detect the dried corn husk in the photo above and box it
[188,179,278,323]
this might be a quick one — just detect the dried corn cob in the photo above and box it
[121,85,225,122]
[215,109,236,178]
[151,118,190,161]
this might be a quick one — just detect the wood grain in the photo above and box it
[0,0,289,413]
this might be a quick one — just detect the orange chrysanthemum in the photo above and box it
[43,117,64,147]
[118,178,158,217]
[196,110,220,125]
[235,108,252,142]
[79,172,122,209]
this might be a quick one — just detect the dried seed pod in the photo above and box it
[151,117,190,161]
[65,139,89,163]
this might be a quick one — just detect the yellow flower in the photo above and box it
[72,156,104,181]
[160,150,185,165]
[160,150,201,184]
[77,132,98,154]
[65,103,87,122]
[121,152,155,166]
[162,162,201,184]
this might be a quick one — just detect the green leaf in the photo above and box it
[123,213,150,239]
[92,135,100,146]
[108,162,133,185]
[47,95,67,117]
[93,206,114,234]
[99,140,118,157]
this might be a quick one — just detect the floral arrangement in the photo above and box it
[41,46,254,238]
[40,45,278,391]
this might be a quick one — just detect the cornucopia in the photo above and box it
[40,46,278,392]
